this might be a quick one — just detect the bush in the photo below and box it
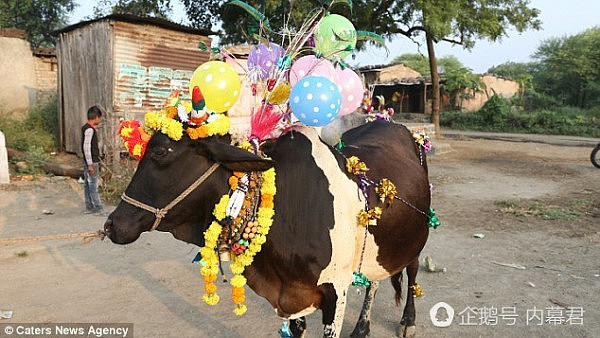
[441,96,600,137]
[15,146,49,175]
[477,95,513,126]
[99,159,137,205]
[521,90,561,111]
[0,96,58,152]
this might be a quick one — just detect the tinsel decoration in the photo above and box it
[375,178,397,206]
[411,284,424,298]
[346,156,369,176]
[427,208,441,228]
[357,207,382,227]
[352,271,371,287]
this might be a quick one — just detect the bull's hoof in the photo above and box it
[398,325,416,337]
[350,321,370,338]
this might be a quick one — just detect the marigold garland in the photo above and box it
[198,165,276,316]
[228,166,276,315]
[187,114,231,140]
[145,111,183,141]
[199,195,229,306]
[118,119,150,160]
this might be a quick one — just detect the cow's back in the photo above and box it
[340,121,431,278]
[246,122,430,317]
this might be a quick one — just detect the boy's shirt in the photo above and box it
[81,122,99,165]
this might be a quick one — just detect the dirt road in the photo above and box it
[1,137,598,337]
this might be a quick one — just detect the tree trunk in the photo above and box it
[7,148,84,179]
[426,32,441,134]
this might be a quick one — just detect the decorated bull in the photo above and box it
[105,117,431,337]
[104,3,436,337]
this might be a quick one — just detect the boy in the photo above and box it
[81,106,104,214]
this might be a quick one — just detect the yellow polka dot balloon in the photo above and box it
[189,61,241,113]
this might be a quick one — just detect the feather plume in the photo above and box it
[357,30,389,54]
[329,0,353,14]
[227,0,272,32]
[251,103,283,141]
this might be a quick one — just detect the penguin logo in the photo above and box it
[430,302,455,327]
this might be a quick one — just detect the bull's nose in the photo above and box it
[103,217,113,234]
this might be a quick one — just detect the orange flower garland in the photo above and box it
[187,114,231,140]
[199,165,276,316]
[229,166,276,316]
[118,119,150,160]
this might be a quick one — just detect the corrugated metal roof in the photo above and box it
[54,13,216,36]
[112,20,211,119]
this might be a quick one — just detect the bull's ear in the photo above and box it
[204,142,274,172]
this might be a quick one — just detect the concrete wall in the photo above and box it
[0,131,8,184]
[460,74,519,111]
[0,37,39,118]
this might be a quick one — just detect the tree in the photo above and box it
[177,0,541,130]
[0,0,75,47]
[487,61,535,81]
[532,27,600,108]
[441,66,485,109]
[393,53,484,109]
[392,53,463,76]
[392,53,430,75]
[92,0,172,19]
[369,0,541,132]
[487,61,535,105]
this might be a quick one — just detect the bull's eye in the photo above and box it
[152,147,168,157]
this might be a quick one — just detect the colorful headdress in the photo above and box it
[118,90,231,160]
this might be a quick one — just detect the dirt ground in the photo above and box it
[0,137,599,338]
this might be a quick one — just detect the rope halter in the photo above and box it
[120,163,220,232]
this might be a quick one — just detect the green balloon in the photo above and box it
[314,14,357,59]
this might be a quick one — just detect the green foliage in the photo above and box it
[442,66,486,109]
[0,0,75,47]
[393,53,484,109]
[100,160,136,205]
[386,0,541,48]
[179,0,540,48]
[440,96,600,137]
[533,27,600,108]
[392,53,464,76]
[476,95,513,126]
[19,146,49,175]
[392,53,430,75]
[92,0,172,18]
[0,97,58,152]
[495,199,589,220]
[486,27,600,110]
[487,61,536,81]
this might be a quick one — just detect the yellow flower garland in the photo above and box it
[145,111,183,141]
[187,114,231,140]
[199,166,276,316]
[199,195,229,305]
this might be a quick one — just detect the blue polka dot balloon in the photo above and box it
[289,75,342,127]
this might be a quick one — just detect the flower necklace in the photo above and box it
[199,164,276,315]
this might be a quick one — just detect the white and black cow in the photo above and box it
[104,120,430,337]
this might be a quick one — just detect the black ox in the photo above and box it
[104,120,430,337]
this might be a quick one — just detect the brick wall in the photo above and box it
[33,53,57,104]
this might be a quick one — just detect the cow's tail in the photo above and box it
[391,271,403,307]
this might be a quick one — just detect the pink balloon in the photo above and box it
[334,67,364,116]
[289,55,336,86]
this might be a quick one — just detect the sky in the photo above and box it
[69,0,599,73]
